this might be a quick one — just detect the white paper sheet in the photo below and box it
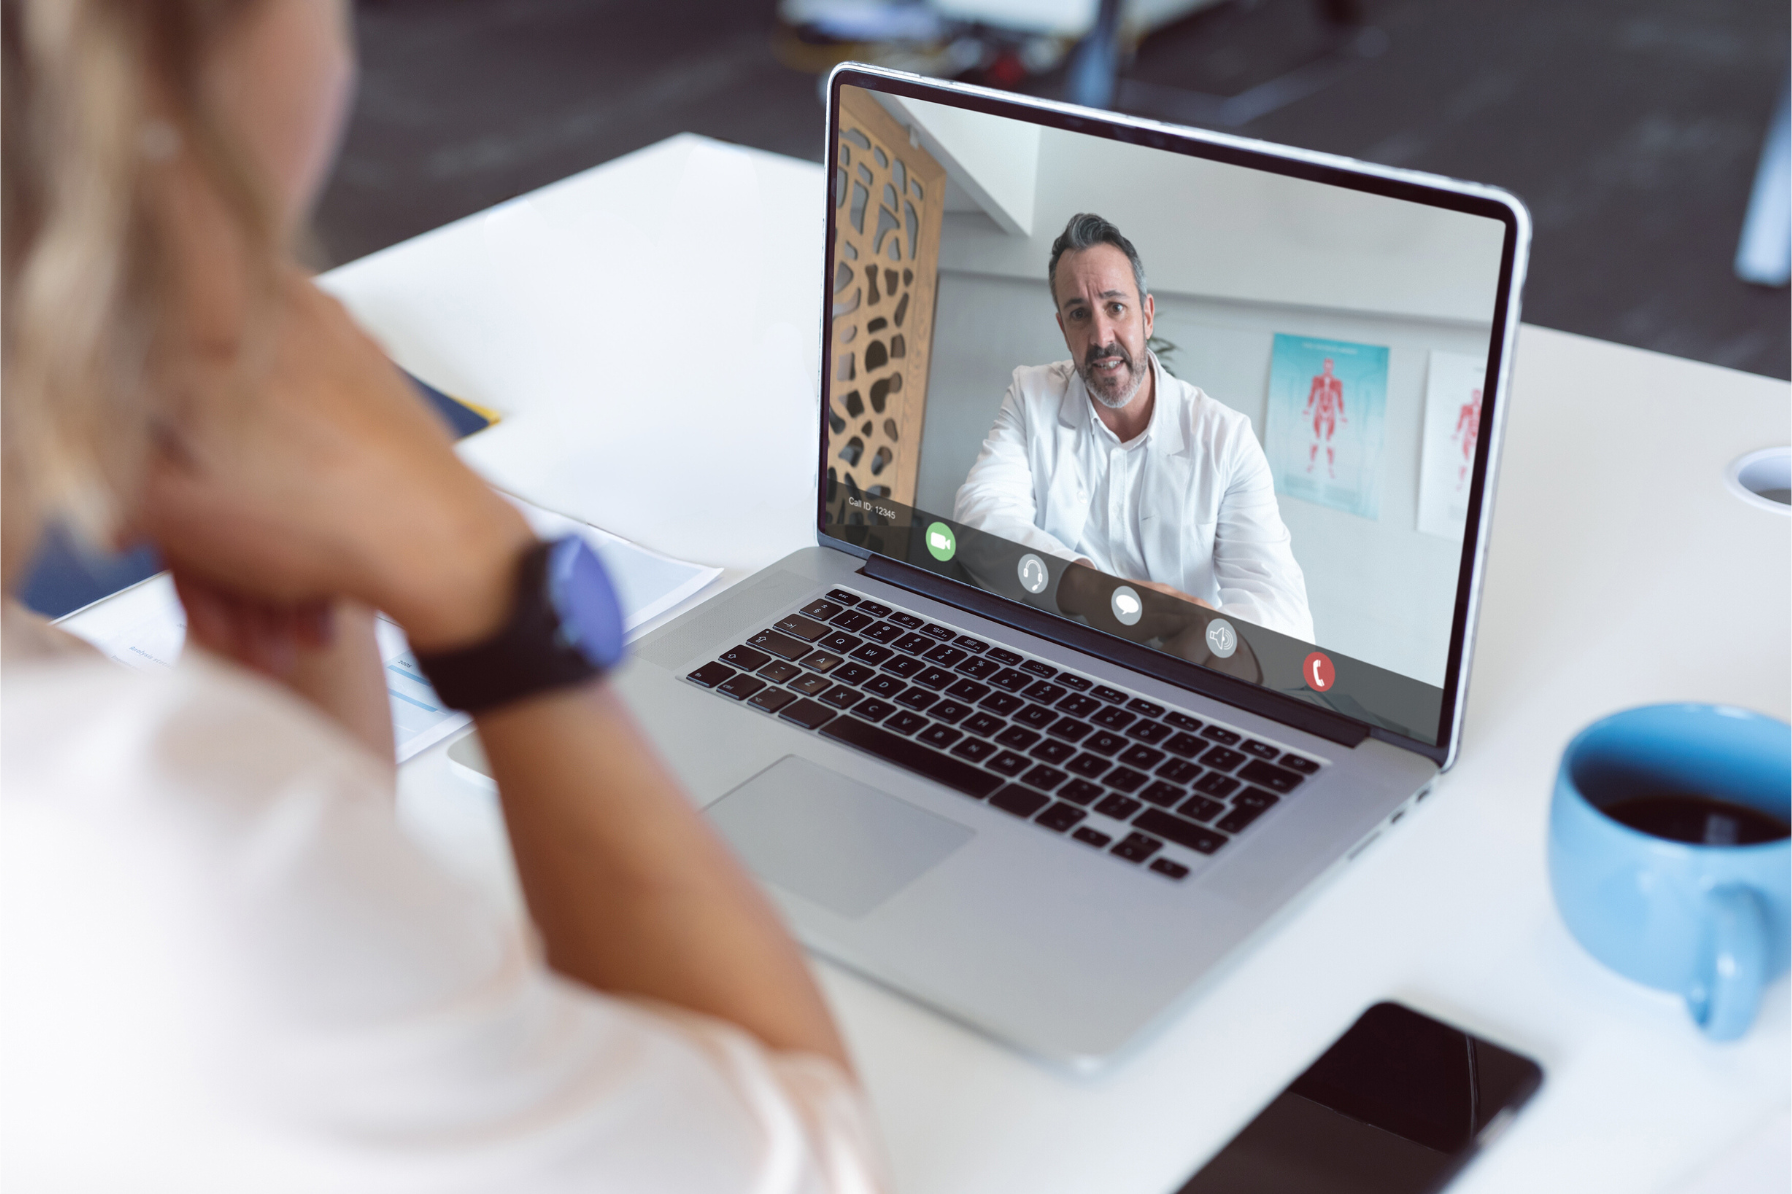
[55,498,720,763]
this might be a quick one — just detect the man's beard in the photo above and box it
[1081,342,1147,410]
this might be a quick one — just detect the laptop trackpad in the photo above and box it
[707,756,974,919]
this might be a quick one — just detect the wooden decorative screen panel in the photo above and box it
[828,88,945,510]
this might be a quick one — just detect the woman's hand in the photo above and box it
[140,269,532,653]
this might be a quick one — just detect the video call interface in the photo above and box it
[821,82,1511,746]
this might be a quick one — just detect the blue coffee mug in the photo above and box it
[1549,704,1791,1041]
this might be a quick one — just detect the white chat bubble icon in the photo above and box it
[1110,585,1142,626]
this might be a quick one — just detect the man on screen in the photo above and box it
[953,213,1314,641]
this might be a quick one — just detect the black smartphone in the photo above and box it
[1177,1002,1543,1194]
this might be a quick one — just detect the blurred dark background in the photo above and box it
[318,0,1789,378]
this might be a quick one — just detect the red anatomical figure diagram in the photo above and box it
[1303,358,1346,477]
[1452,387,1481,486]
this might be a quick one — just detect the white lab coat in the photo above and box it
[953,353,1315,641]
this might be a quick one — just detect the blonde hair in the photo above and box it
[2,0,271,546]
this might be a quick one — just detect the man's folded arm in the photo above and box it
[952,390,1079,562]
[1211,435,1316,642]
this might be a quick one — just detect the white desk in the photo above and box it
[323,134,1792,1194]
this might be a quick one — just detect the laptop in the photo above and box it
[540,65,1526,1069]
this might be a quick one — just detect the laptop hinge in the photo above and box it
[860,555,1369,749]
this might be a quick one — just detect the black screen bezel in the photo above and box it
[818,65,1525,765]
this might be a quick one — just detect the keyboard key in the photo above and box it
[853,698,897,722]
[1239,759,1306,793]
[1046,716,1093,743]
[979,691,1026,716]
[775,613,829,641]
[825,589,861,606]
[862,621,902,644]
[1233,787,1281,810]
[885,711,928,735]
[1105,767,1148,794]
[687,661,735,688]
[918,724,963,750]
[991,785,1050,818]
[748,629,811,661]
[989,668,1032,692]
[987,750,1031,777]
[1135,808,1226,854]
[954,635,989,653]
[894,688,939,712]
[1119,744,1166,770]
[1095,793,1142,820]
[920,698,967,723]
[820,631,863,654]
[1020,660,1057,678]
[1036,802,1087,833]
[1163,732,1205,759]
[861,674,905,699]
[850,643,894,666]
[801,598,844,621]
[1125,720,1172,745]
[801,650,844,673]
[1240,739,1280,760]
[1192,772,1240,798]
[1201,746,1247,771]
[1178,794,1225,822]
[819,717,1002,799]
[1019,764,1068,791]
[1217,804,1268,834]
[720,644,772,671]
[1022,680,1067,704]
[922,622,955,640]
[857,600,893,618]
[1084,730,1127,756]
[956,656,1001,680]
[1165,711,1203,732]
[820,684,862,709]
[1149,858,1191,880]
[945,678,991,702]
[1281,755,1321,775]
[1126,698,1166,718]
[1056,673,1093,691]
[779,699,836,731]
[718,674,767,701]
[883,655,924,678]
[1057,693,1102,718]
[1029,739,1076,766]
[1060,779,1105,805]
[1067,753,1113,779]
[1091,684,1128,703]
[913,666,956,690]
[1112,832,1162,863]
[749,687,798,714]
[828,609,873,631]
[1157,758,1203,785]
[1139,781,1185,808]
[951,737,998,763]
[962,712,1004,738]
[924,644,968,668]
[986,647,1023,666]
[894,632,934,654]
[1013,704,1057,729]
[1073,827,1113,848]
[758,661,800,683]
[886,610,921,628]
[1201,725,1242,746]
[833,662,876,685]
[788,672,831,696]
[995,725,1041,750]
[1092,706,1136,731]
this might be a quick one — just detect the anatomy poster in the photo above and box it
[1265,334,1389,520]
[1416,351,1487,539]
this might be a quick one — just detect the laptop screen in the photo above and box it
[819,70,1523,755]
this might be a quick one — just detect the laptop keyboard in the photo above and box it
[685,587,1324,882]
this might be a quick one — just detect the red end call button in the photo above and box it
[1303,651,1336,692]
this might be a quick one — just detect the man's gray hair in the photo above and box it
[1047,213,1148,305]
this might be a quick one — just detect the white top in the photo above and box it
[0,609,884,1193]
[951,353,1314,640]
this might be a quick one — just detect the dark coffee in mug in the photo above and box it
[1603,793,1790,847]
